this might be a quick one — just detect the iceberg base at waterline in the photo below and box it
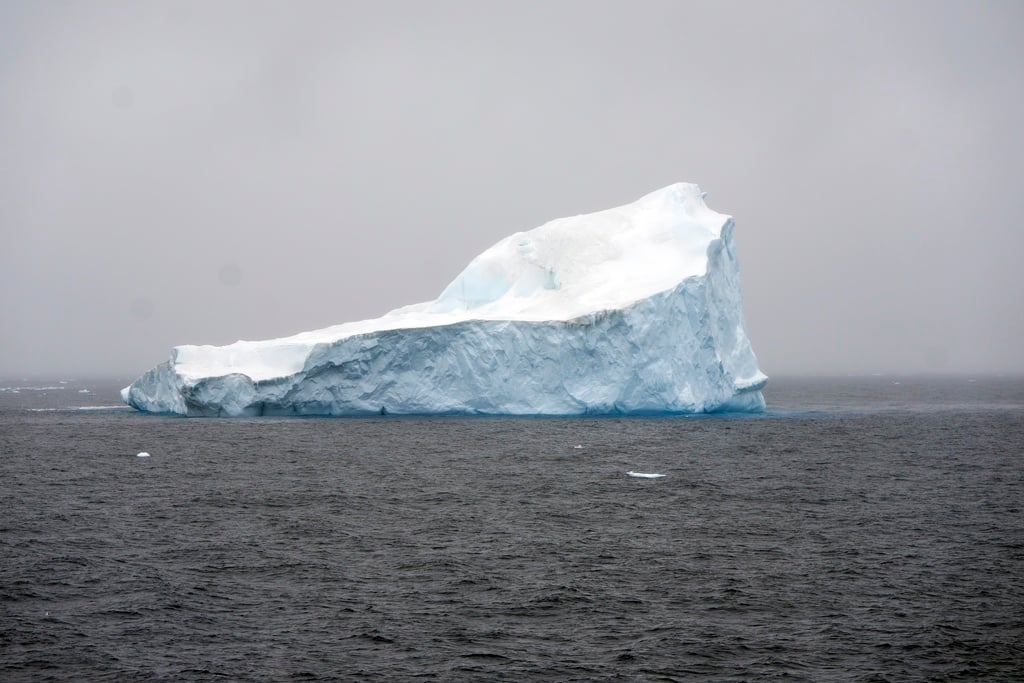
[122,183,767,416]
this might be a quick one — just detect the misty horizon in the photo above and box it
[3,1,1023,379]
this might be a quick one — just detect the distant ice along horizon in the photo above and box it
[122,183,767,416]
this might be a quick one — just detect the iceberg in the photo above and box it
[122,183,767,416]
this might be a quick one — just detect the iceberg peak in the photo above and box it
[123,183,767,416]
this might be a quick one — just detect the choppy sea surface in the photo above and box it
[1,376,1022,681]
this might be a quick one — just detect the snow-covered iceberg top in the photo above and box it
[172,183,736,382]
[123,183,767,416]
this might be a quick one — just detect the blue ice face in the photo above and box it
[123,184,766,416]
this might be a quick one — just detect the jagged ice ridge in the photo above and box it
[122,183,767,416]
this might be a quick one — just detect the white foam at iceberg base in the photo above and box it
[122,183,767,416]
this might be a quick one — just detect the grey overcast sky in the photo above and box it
[2,0,1023,379]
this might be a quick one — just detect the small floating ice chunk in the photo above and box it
[78,389,90,394]
[573,444,583,449]
[627,471,665,478]
[136,452,151,458]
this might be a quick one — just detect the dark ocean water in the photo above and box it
[1,376,1022,681]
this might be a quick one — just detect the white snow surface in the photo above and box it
[122,183,767,416]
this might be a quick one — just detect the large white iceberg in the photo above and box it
[122,183,767,416]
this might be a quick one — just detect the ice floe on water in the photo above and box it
[1,386,65,392]
[627,471,666,479]
[26,406,132,413]
[136,452,151,458]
